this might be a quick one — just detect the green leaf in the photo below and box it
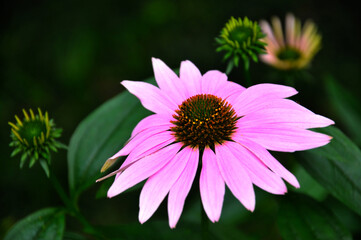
[67,78,153,198]
[324,75,361,146]
[296,126,361,216]
[277,193,352,240]
[4,207,65,240]
[39,159,50,178]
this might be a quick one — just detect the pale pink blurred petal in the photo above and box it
[271,16,285,47]
[200,148,225,222]
[286,13,296,45]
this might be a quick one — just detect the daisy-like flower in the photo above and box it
[100,58,333,228]
[260,13,321,70]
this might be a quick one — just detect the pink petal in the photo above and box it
[151,58,187,105]
[226,142,287,195]
[138,146,192,224]
[168,147,199,228]
[119,131,175,171]
[109,125,170,160]
[233,84,298,116]
[234,126,332,152]
[286,13,296,45]
[215,81,246,103]
[260,20,280,49]
[131,114,172,138]
[215,143,255,211]
[237,138,299,188]
[200,148,225,222]
[201,70,228,95]
[107,143,181,198]
[237,108,334,129]
[234,98,312,116]
[180,60,202,98]
[121,80,177,115]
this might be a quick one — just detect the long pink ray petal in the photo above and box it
[180,60,202,98]
[109,125,170,160]
[234,126,332,152]
[201,70,228,95]
[237,138,300,188]
[215,81,246,103]
[121,80,177,115]
[227,142,287,195]
[107,143,181,198]
[233,84,298,116]
[131,114,172,137]
[152,58,187,105]
[138,146,192,224]
[237,108,334,129]
[200,148,225,223]
[168,147,199,228]
[215,144,255,211]
[234,98,312,116]
[119,131,175,170]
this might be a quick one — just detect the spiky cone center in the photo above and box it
[170,94,239,150]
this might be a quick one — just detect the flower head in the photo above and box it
[100,58,333,228]
[216,17,267,71]
[260,13,322,70]
[9,108,64,176]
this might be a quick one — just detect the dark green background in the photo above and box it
[1,0,360,239]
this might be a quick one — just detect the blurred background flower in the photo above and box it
[260,13,321,70]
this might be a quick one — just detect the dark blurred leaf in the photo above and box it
[296,126,361,216]
[67,78,153,198]
[99,221,200,240]
[325,75,361,146]
[4,207,65,240]
[292,164,328,201]
[277,194,352,240]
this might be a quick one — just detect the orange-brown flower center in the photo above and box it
[170,94,239,150]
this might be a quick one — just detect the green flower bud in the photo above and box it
[8,108,65,177]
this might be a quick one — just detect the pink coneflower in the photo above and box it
[100,58,333,228]
[260,13,322,70]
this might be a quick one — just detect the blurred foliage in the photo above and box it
[1,0,361,239]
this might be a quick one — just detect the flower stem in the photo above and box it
[201,206,210,240]
[49,172,105,239]
[243,63,251,87]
